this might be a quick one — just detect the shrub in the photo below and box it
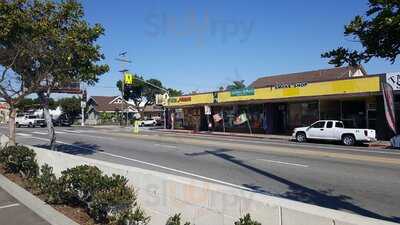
[35,164,61,203]
[59,165,104,205]
[234,214,261,225]
[90,184,136,223]
[166,213,191,225]
[0,145,38,178]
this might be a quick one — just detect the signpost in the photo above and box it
[386,72,400,90]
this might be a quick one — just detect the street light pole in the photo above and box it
[115,52,132,127]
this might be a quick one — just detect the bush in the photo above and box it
[0,145,38,178]
[58,165,104,205]
[35,164,61,203]
[166,213,191,225]
[234,214,261,225]
[90,184,136,223]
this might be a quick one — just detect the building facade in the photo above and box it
[165,67,400,140]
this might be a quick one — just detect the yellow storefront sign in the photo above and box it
[166,76,380,107]
[168,93,213,107]
[218,76,380,103]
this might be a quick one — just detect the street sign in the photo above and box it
[80,101,86,108]
[124,72,134,85]
[386,72,400,90]
[156,93,169,106]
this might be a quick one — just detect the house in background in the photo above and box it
[86,96,138,125]
[86,96,165,125]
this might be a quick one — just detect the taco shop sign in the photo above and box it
[386,72,400,90]
[168,96,192,104]
[230,88,255,97]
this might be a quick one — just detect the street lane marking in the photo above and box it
[154,143,177,149]
[256,159,309,168]
[16,133,31,137]
[56,131,67,134]
[26,136,256,192]
[61,130,81,134]
[32,131,47,135]
[0,203,20,210]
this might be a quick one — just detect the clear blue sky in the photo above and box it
[82,0,400,96]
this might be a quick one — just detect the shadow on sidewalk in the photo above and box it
[185,149,400,223]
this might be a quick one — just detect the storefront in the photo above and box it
[166,67,397,139]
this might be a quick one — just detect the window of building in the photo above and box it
[288,101,319,129]
[341,100,366,128]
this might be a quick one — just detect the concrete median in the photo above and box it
[30,146,399,225]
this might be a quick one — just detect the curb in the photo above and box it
[0,174,79,225]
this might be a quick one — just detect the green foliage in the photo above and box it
[57,96,81,121]
[167,88,183,97]
[0,145,38,178]
[35,164,61,203]
[166,213,191,225]
[59,165,104,205]
[234,214,261,225]
[322,0,400,66]
[116,77,183,105]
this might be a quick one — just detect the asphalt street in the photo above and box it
[1,126,400,223]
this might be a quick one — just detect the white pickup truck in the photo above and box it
[15,115,46,128]
[292,120,376,146]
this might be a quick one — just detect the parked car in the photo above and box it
[292,120,376,146]
[15,115,46,128]
[53,113,73,126]
[139,119,157,127]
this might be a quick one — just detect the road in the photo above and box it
[1,126,400,223]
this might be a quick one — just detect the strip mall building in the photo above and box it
[165,66,400,140]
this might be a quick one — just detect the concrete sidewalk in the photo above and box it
[0,187,50,225]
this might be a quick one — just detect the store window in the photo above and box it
[320,100,340,120]
[341,100,366,128]
[288,101,319,129]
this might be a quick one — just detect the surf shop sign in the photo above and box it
[274,82,308,89]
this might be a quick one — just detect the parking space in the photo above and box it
[0,187,49,225]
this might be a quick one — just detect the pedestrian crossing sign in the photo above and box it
[124,72,134,85]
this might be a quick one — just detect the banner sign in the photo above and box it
[386,72,400,90]
[382,82,397,134]
[230,88,255,97]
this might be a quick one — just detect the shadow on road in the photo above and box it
[35,142,101,155]
[185,149,399,223]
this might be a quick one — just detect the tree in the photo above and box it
[57,96,81,121]
[226,80,246,91]
[0,0,109,148]
[322,0,400,66]
[167,88,183,97]
[116,76,181,107]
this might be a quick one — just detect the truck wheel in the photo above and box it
[342,134,355,146]
[16,123,20,128]
[296,132,307,143]
[28,123,33,128]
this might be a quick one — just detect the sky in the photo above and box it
[81,0,400,97]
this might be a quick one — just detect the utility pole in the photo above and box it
[115,52,132,127]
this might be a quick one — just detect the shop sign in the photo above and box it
[230,88,255,97]
[386,72,400,90]
[169,96,192,103]
[274,82,308,89]
[204,105,211,115]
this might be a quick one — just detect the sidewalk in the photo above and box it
[0,187,50,225]
[153,128,391,148]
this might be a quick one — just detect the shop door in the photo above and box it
[275,103,288,133]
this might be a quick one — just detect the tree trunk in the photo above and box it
[39,92,56,150]
[8,108,16,146]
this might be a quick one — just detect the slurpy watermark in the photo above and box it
[144,9,255,45]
